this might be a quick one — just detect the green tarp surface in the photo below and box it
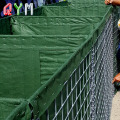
[41,5,110,17]
[0,98,23,120]
[0,35,87,98]
[11,17,102,35]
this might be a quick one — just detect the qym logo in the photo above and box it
[3,3,33,16]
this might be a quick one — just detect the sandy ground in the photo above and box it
[110,91,120,120]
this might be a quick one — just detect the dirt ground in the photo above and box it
[110,91,120,120]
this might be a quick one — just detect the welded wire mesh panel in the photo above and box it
[40,12,118,120]
[113,9,120,76]
[40,52,92,120]
[91,14,114,120]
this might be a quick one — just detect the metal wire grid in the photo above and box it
[40,13,118,120]
[42,51,92,120]
[91,14,114,120]
[113,11,120,76]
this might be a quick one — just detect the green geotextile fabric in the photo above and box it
[0,35,88,119]
[2,6,112,120]
[0,98,24,120]
[41,5,110,17]
[11,17,102,35]
[68,0,104,5]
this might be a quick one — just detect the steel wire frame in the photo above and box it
[40,13,118,120]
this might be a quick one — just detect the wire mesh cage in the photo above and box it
[39,9,119,120]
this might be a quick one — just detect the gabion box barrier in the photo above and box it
[39,12,119,120]
[0,3,119,120]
